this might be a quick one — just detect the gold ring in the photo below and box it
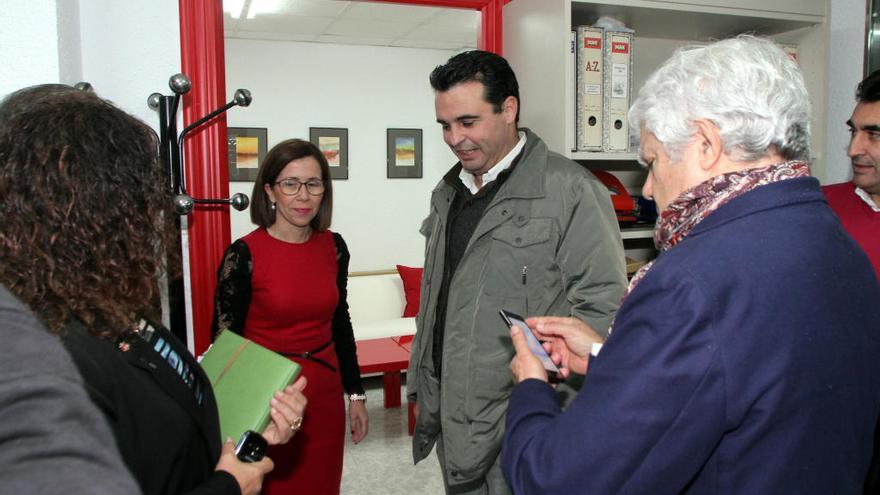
[290,416,303,432]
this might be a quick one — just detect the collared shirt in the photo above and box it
[855,186,880,212]
[458,131,526,194]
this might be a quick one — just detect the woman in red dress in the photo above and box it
[212,139,368,494]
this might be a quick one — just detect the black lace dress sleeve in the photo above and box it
[331,233,365,395]
[210,239,252,341]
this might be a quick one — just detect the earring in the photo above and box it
[271,202,276,210]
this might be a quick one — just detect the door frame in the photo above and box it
[177,0,508,354]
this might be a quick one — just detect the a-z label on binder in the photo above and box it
[603,31,633,153]
[576,26,604,151]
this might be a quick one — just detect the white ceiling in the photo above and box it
[223,0,480,51]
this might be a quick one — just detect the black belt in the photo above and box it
[281,341,337,372]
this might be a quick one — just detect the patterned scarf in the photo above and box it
[610,160,809,334]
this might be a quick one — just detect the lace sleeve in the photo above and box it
[330,233,365,395]
[210,240,252,340]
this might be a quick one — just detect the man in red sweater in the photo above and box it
[823,70,880,281]
[824,70,880,495]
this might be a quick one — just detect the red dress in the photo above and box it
[214,228,352,494]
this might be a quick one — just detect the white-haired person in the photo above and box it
[501,35,880,494]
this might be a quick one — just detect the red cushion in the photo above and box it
[395,265,423,318]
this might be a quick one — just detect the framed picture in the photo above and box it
[309,127,349,180]
[387,128,422,179]
[227,127,267,182]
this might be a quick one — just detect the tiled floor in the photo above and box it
[341,376,445,495]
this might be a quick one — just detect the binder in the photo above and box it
[576,26,604,151]
[603,30,633,153]
[200,330,301,441]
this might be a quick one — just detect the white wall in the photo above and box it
[0,0,179,127]
[225,39,457,271]
[78,0,180,126]
[824,0,867,184]
[0,0,64,96]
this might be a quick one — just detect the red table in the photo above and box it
[357,336,416,435]
[357,337,411,408]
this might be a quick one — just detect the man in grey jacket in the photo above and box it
[407,50,627,494]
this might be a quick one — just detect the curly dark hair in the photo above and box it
[429,50,520,122]
[0,84,175,338]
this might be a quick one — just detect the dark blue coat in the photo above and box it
[502,177,880,494]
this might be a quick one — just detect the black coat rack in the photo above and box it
[147,73,252,215]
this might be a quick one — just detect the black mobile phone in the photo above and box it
[235,430,268,463]
[499,310,562,383]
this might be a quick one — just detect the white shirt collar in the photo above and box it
[458,131,526,194]
[855,186,880,212]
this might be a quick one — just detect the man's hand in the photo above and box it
[526,316,603,376]
[509,325,550,384]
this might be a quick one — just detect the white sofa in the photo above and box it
[347,270,417,341]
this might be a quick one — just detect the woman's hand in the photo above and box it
[262,376,308,446]
[349,399,368,444]
[526,316,604,376]
[215,438,274,495]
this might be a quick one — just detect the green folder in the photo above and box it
[200,330,301,441]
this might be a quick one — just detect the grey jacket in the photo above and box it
[0,285,141,495]
[408,129,627,487]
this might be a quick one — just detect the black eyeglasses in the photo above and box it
[274,178,325,196]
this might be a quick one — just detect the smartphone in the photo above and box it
[235,430,268,463]
[500,310,562,383]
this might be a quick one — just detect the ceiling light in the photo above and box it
[223,0,246,19]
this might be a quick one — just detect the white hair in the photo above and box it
[629,35,811,163]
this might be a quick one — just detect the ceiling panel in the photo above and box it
[429,7,479,27]
[269,0,351,17]
[233,30,319,42]
[224,0,478,50]
[343,2,441,23]
[236,14,336,34]
[390,38,470,50]
[404,24,476,43]
[325,18,415,39]
[314,34,397,46]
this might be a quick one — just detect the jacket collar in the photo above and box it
[433,128,548,202]
[119,323,221,459]
[690,176,823,238]
[494,128,548,201]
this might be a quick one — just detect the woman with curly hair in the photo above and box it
[0,84,307,495]
[212,138,368,495]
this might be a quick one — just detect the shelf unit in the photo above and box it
[504,0,828,171]
[503,0,829,260]
[620,224,654,240]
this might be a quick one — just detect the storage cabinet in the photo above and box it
[503,0,829,257]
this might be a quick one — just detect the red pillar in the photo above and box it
[178,0,231,355]
[480,0,504,54]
